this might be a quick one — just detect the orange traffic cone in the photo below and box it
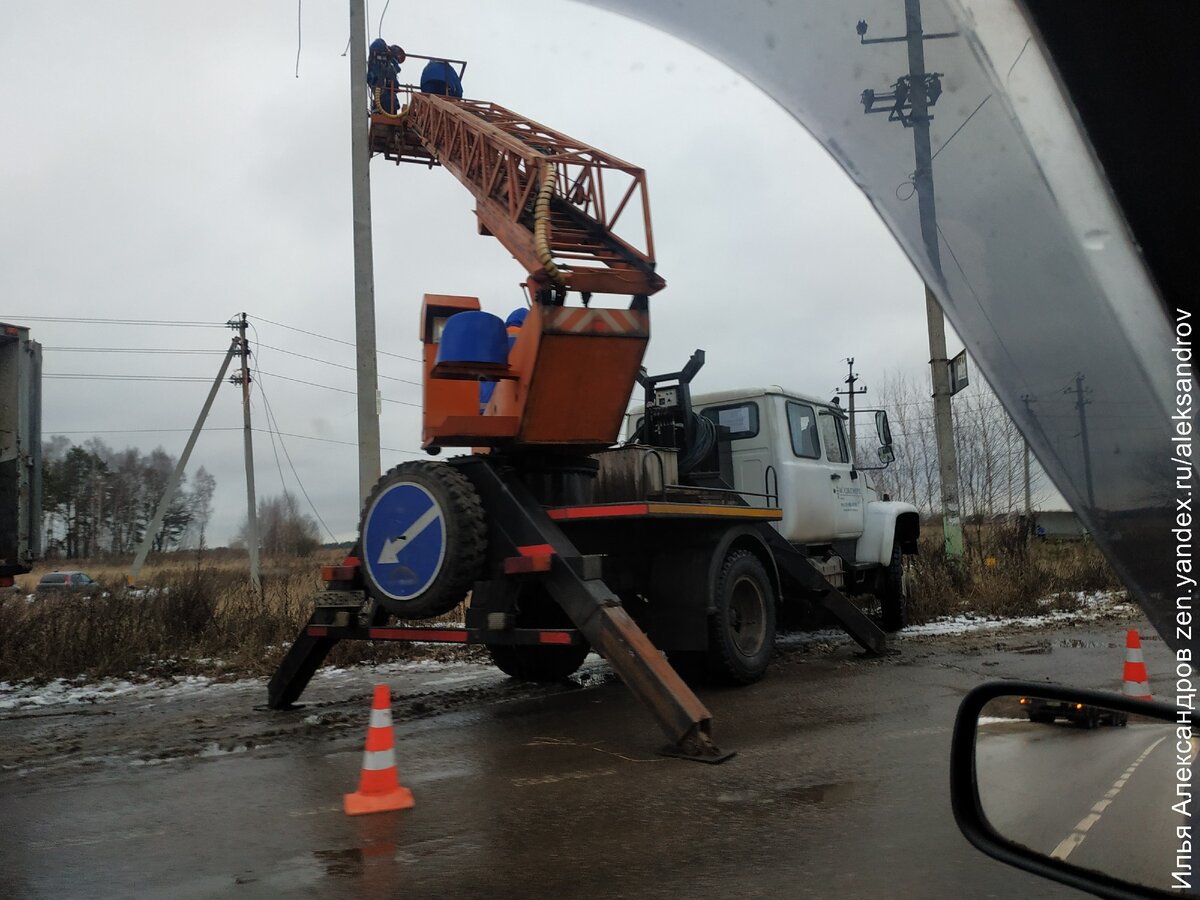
[1122,630,1152,701]
[344,685,414,816]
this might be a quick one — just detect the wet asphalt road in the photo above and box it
[0,616,1180,899]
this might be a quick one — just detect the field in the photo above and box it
[1,524,1121,683]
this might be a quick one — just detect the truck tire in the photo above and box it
[488,642,589,682]
[358,461,486,620]
[486,585,589,682]
[880,541,908,632]
[706,549,776,685]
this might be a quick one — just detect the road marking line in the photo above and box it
[1051,832,1087,860]
[1050,735,1167,861]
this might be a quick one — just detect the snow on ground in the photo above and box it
[0,656,504,714]
[900,590,1134,637]
[0,593,1135,711]
[0,674,255,712]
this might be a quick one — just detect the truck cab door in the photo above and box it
[817,411,865,539]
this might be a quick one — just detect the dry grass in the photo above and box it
[2,524,1123,681]
[906,521,1122,624]
[0,552,472,683]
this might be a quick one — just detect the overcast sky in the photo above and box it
[3,0,1044,545]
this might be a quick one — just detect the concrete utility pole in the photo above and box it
[836,357,869,461]
[129,340,239,583]
[349,0,382,504]
[1065,372,1096,508]
[235,314,261,592]
[858,0,964,558]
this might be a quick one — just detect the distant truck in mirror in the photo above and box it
[0,322,41,587]
[1019,696,1129,729]
[632,387,920,630]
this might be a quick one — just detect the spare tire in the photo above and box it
[358,461,486,619]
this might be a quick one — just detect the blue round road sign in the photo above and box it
[362,483,447,601]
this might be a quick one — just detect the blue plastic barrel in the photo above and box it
[436,311,508,368]
[420,60,464,98]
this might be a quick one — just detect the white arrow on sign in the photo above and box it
[377,504,442,564]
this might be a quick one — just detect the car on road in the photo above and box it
[1019,696,1128,729]
[35,571,102,596]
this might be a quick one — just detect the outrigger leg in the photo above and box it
[452,456,733,763]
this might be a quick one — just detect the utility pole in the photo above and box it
[349,0,382,504]
[234,313,261,592]
[836,357,868,461]
[857,0,964,559]
[1064,372,1096,508]
[129,339,239,583]
[1023,440,1033,515]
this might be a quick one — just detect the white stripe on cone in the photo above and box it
[1124,647,1144,664]
[1123,680,1152,697]
[369,708,393,729]
[362,748,397,771]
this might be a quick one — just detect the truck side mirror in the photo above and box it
[877,445,895,464]
[874,410,893,446]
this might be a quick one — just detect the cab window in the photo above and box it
[786,402,820,459]
[819,413,849,464]
[700,402,759,440]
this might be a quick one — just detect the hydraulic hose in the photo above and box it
[533,162,566,287]
[373,87,405,119]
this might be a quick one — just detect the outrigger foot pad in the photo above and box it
[658,728,736,764]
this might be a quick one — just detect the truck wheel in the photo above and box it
[488,642,589,682]
[486,585,589,682]
[706,549,776,685]
[358,461,486,619]
[880,541,908,632]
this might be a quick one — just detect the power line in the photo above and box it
[929,94,991,163]
[247,314,421,363]
[253,358,338,542]
[0,315,226,328]
[254,341,422,386]
[44,373,213,383]
[41,424,424,456]
[43,427,243,436]
[256,369,421,407]
[42,347,227,355]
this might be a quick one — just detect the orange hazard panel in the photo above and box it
[519,332,647,444]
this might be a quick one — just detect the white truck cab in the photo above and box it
[629,386,919,629]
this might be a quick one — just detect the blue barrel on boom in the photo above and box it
[435,311,508,374]
[420,60,464,98]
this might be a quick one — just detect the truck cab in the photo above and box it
[630,386,919,625]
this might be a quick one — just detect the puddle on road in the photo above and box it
[1051,639,1120,650]
[312,847,366,878]
[785,780,875,805]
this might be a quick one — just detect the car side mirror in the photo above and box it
[951,681,1183,898]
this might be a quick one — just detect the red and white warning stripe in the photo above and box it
[542,307,648,336]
